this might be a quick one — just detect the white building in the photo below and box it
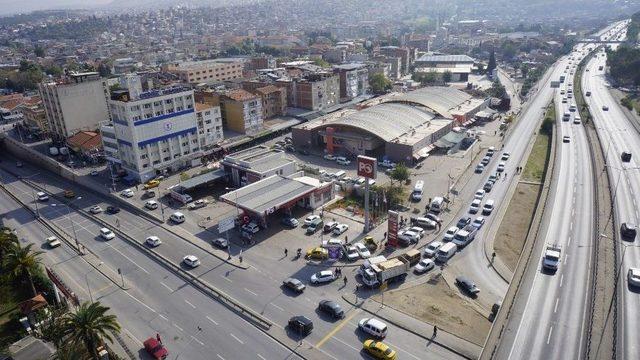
[195,102,224,151]
[101,86,210,183]
[39,72,110,140]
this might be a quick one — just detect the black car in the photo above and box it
[281,217,299,228]
[456,276,480,295]
[211,237,229,249]
[456,217,471,229]
[282,278,306,293]
[106,206,120,214]
[621,223,637,240]
[622,151,632,163]
[288,316,313,336]
[483,181,494,193]
[318,300,345,319]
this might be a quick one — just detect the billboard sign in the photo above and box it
[387,210,399,247]
[218,216,236,233]
[357,155,377,179]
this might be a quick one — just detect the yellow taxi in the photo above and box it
[143,180,160,189]
[362,339,397,360]
[63,190,75,198]
[306,247,328,260]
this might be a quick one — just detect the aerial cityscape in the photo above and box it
[1,0,640,359]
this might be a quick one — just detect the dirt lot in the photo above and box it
[373,274,491,346]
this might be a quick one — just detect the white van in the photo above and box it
[430,196,444,213]
[170,211,186,223]
[436,242,458,263]
[482,200,495,215]
[412,180,424,201]
[333,170,346,179]
[358,318,388,338]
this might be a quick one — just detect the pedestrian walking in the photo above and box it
[492,252,496,263]
[343,277,348,286]
[284,248,288,257]
[156,333,162,344]
[433,326,438,338]
[384,231,387,239]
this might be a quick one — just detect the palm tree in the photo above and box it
[5,242,43,297]
[0,228,18,264]
[64,302,121,359]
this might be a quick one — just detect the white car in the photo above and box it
[100,227,115,240]
[399,230,420,244]
[424,241,443,258]
[469,199,482,214]
[408,226,425,238]
[89,205,103,214]
[443,227,459,242]
[36,192,49,201]
[304,215,321,226]
[46,236,61,248]
[474,189,485,200]
[145,200,158,210]
[628,267,640,287]
[336,157,351,166]
[333,224,349,235]
[497,162,506,172]
[322,238,344,248]
[121,189,135,198]
[241,222,260,234]
[414,259,435,274]
[345,246,360,261]
[310,270,337,284]
[183,255,200,268]
[145,236,162,247]
[323,154,336,161]
[188,199,207,210]
[354,243,371,258]
[472,216,486,229]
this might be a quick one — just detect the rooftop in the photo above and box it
[416,54,475,64]
[195,102,214,112]
[254,85,282,95]
[225,89,257,102]
[388,86,473,118]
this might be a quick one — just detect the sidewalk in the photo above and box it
[342,294,481,359]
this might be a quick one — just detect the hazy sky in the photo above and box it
[0,0,112,15]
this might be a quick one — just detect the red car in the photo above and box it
[144,337,168,359]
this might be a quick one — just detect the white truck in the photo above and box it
[430,196,445,213]
[362,257,410,287]
[452,225,478,247]
[357,255,387,277]
[542,244,562,272]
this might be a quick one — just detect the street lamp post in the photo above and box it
[19,172,41,218]
[52,196,82,253]
[85,262,103,303]
[156,189,166,222]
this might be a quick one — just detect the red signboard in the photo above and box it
[357,155,377,179]
[387,210,399,247]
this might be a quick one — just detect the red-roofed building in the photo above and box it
[67,131,102,156]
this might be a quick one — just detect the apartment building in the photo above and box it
[292,73,340,111]
[164,58,246,84]
[195,102,224,151]
[252,85,287,119]
[101,87,202,183]
[20,97,48,133]
[333,63,369,101]
[39,72,110,140]
[377,46,412,75]
[196,89,263,135]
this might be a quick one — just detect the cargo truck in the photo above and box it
[362,257,410,287]
[542,244,562,272]
[452,225,478,247]
[357,255,387,277]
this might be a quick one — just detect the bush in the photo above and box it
[621,96,634,110]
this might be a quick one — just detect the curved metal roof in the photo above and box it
[388,86,472,118]
[328,103,435,142]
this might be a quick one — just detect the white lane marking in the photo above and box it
[217,354,225,360]
[547,326,554,344]
[554,298,560,313]
[244,288,258,296]
[220,275,233,283]
[270,303,285,312]
[206,315,218,325]
[568,237,572,246]
[560,274,564,288]
[190,335,204,346]
[564,254,569,264]
[173,323,184,332]
[123,291,156,313]
[257,354,266,360]
[229,333,244,344]
[123,328,143,346]
[331,335,361,351]
[184,299,196,309]
[107,245,150,274]
[158,314,168,321]
[159,281,173,292]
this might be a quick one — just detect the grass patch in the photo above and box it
[522,103,552,182]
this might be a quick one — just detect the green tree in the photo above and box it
[389,163,410,183]
[369,73,392,94]
[34,45,45,58]
[313,58,331,68]
[5,243,43,297]
[44,65,63,77]
[442,70,452,84]
[487,50,496,74]
[488,80,507,98]
[0,228,18,264]
[64,302,121,360]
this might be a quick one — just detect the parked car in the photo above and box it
[481,156,491,166]
[398,230,420,245]
[345,246,360,261]
[414,258,435,274]
[46,236,61,248]
[121,189,135,198]
[182,255,200,268]
[36,192,49,201]
[64,190,75,198]
[89,205,103,214]
[408,226,425,238]
[424,241,443,258]
[475,164,485,173]
[143,337,168,360]
[106,206,120,214]
[497,162,506,172]
[323,221,338,233]
[310,270,337,284]
[145,236,162,247]
[318,300,344,319]
[501,152,510,161]
[306,247,329,260]
[143,180,160,189]
[304,215,321,227]
[188,199,207,210]
[211,237,228,249]
[602,105,609,111]
[456,276,480,295]
[443,227,459,242]
[145,200,159,210]
[90,169,99,176]
[282,278,306,293]
[332,224,349,235]
[323,154,336,161]
[336,157,351,165]
[354,243,371,258]
[281,217,299,228]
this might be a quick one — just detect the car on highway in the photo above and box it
[602,105,609,111]
[281,217,299,228]
[323,154,336,161]
[501,152,510,161]
[143,180,160,189]
[424,241,443,258]
[481,156,491,166]
[142,190,156,199]
[563,136,571,143]
[211,237,229,249]
[241,222,259,234]
[64,190,75,198]
[100,228,115,240]
[497,162,506,172]
[46,236,61,248]
[345,246,360,261]
[475,164,485,173]
[621,223,637,240]
[187,199,207,210]
[358,318,388,338]
[621,151,632,162]
[36,192,49,201]
[487,147,495,156]
[306,247,329,260]
[311,270,337,284]
[354,242,371,258]
[106,206,120,214]
[89,205,103,214]
[586,91,591,97]
[362,340,397,360]
[414,258,435,274]
[456,217,471,229]
[469,199,482,214]
[474,189,485,200]
[489,173,498,183]
[628,268,640,288]
[569,105,577,112]
[288,316,313,336]
[145,200,158,210]
[143,337,168,360]
[573,117,582,124]
[304,215,321,227]
[443,226,459,242]
[182,255,200,268]
[332,223,349,235]
[456,276,480,296]
[120,188,135,198]
[145,236,162,247]
[562,98,568,104]
[483,181,494,193]
[318,300,344,319]
[282,278,306,293]
[472,216,486,229]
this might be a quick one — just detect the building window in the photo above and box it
[140,154,148,159]
[156,111,162,116]
[142,164,149,168]
[164,157,170,161]
[205,111,210,116]
[165,99,173,104]
[154,101,161,107]
[144,103,151,109]
[192,139,197,144]
[182,142,188,146]
[153,160,160,165]
[183,151,190,155]
[205,120,212,125]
